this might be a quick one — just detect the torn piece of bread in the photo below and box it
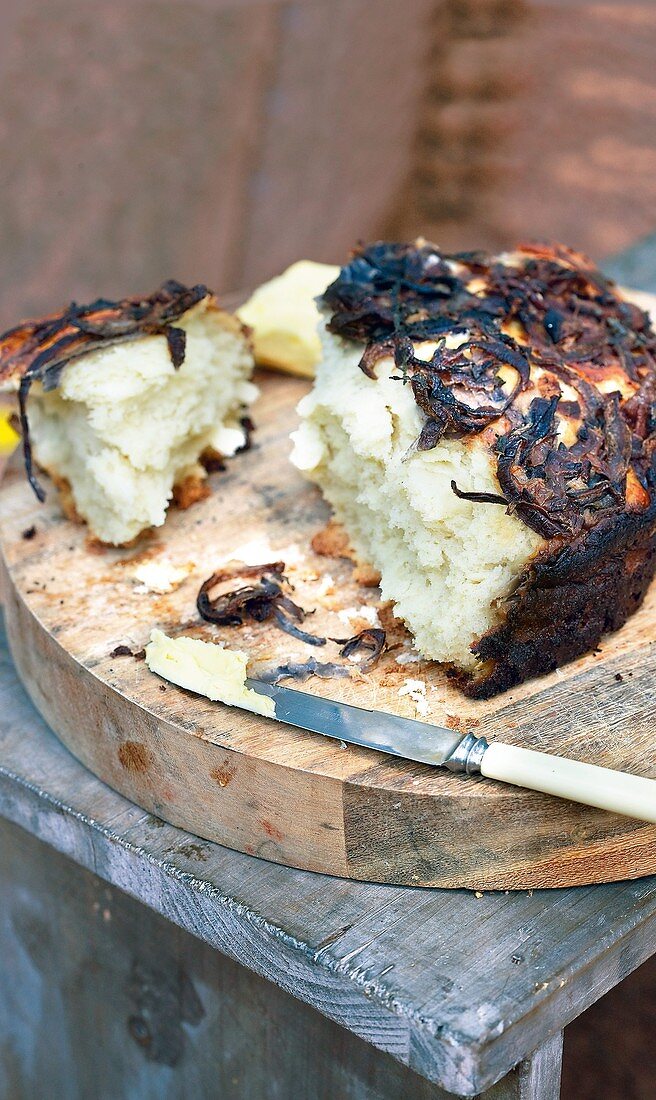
[0,282,256,545]
[292,241,656,698]
[145,629,275,718]
[237,260,340,377]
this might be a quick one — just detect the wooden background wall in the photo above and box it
[0,0,434,327]
[396,1,656,258]
[0,0,654,328]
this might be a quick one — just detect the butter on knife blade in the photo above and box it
[145,630,275,719]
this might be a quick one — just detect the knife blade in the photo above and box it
[246,677,465,766]
[246,678,656,823]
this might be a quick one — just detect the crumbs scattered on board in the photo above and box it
[132,558,193,594]
[398,678,428,717]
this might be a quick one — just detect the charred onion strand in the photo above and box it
[450,480,509,506]
[196,562,326,647]
[332,628,387,671]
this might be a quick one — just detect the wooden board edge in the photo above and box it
[4,557,656,890]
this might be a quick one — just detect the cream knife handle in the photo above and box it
[480,742,656,824]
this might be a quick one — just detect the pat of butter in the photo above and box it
[237,260,340,378]
[145,629,275,718]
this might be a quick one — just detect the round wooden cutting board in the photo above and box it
[2,350,656,890]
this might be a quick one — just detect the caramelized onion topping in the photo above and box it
[450,480,508,507]
[323,241,656,539]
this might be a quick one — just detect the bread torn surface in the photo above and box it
[292,329,542,671]
[24,298,255,545]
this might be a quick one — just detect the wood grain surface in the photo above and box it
[1,299,656,889]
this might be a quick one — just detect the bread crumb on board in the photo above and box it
[132,558,193,595]
[398,678,429,717]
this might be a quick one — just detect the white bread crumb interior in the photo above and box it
[291,325,543,670]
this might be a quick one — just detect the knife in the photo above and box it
[247,679,656,825]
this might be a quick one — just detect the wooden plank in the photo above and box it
[237,0,436,286]
[0,814,563,1100]
[0,0,436,325]
[514,1033,563,1100]
[0,3,285,327]
[0,621,654,1095]
[2,296,656,891]
[177,5,282,296]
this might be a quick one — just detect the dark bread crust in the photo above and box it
[462,505,656,698]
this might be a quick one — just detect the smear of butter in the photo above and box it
[0,407,18,454]
[145,629,275,718]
